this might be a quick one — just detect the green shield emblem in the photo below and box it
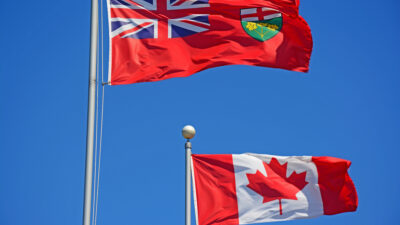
[241,8,283,42]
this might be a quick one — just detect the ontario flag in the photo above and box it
[191,153,358,225]
[107,0,313,85]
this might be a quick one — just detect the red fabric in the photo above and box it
[312,156,358,215]
[109,0,313,85]
[192,154,238,225]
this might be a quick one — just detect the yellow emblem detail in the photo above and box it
[246,22,258,31]
[246,22,279,31]
[245,22,279,38]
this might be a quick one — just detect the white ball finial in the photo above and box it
[182,125,196,139]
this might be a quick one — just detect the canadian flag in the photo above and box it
[191,153,358,225]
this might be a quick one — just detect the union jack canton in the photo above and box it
[110,0,210,39]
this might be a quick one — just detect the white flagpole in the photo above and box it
[182,125,196,225]
[82,0,99,224]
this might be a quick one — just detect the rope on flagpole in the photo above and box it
[91,14,101,224]
[93,0,106,224]
[93,84,105,225]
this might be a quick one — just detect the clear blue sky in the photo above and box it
[1,0,399,225]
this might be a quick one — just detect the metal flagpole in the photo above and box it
[182,125,196,225]
[82,0,99,224]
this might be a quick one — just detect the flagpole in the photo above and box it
[182,125,196,225]
[82,0,99,224]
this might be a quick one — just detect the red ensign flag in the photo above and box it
[107,0,313,85]
[191,153,358,225]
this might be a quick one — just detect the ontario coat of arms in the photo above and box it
[240,7,283,41]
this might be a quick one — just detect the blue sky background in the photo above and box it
[1,0,399,225]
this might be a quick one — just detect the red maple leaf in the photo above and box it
[246,157,308,215]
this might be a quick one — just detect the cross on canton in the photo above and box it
[241,7,281,22]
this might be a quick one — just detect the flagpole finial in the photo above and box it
[182,125,196,140]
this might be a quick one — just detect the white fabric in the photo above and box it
[233,153,324,224]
